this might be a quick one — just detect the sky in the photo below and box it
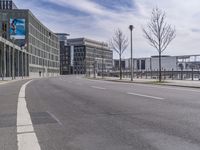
[14,0,200,59]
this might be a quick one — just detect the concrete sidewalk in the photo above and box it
[162,80,200,88]
[0,75,60,85]
[0,77,31,85]
[0,76,44,85]
[90,76,200,88]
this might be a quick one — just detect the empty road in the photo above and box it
[1,76,200,150]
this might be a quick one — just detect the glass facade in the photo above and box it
[28,11,59,76]
[0,0,17,10]
[67,38,113,75]
[56,33,70,75]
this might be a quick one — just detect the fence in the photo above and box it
[105,69,200,81]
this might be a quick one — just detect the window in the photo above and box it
[141,60,146,70]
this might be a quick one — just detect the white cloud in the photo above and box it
[15,0,200,58]
[46,0,106,15]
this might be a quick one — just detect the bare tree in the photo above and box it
[143,8,176,82]
[110,28,128,80]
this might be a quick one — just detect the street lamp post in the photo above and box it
[129,25,134,81]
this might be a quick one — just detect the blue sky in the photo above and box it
[15,0,200,58]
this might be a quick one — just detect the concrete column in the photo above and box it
[17,50,20,77]
[8,47,11,77]
[21,51,24,78]
[27,54,29,76]
[12,47,15,80]
[3,43,6,79]
[47,60,49,77]
[43,59,45,77]
[0,43,3,80]
[24,53,27,77]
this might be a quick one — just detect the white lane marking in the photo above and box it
[86,79,109,83]
[47,111,63,126]
[91,86,106,90]
[76,83,83,86]
[127,92,164,100]
[17,80,41,150]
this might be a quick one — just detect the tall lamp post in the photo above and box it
[129,25,134,81]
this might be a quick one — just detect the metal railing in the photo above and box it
[105,69,200,81]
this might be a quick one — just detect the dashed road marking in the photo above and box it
[127,92,164,100]
[47,111,63,126]
[91,86,106,90]
[76,83,83,86]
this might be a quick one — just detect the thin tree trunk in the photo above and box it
[159,51,162,82]
[143,8,176,83]
[120,55,122,80]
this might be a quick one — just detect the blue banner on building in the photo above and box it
[10,18,25,39]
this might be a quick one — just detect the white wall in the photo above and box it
[151,57,177,71]
[125,56,178,71]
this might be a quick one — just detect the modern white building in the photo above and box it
[113,55,200,72]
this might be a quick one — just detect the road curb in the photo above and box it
[86,77,200,89]
[0,79,30,85]
[158,84,200,89]
[0,76,60,85]
[0,77,38,85]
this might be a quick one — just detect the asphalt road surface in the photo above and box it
[1,76,200,150]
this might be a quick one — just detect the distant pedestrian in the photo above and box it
[39,71,41,77]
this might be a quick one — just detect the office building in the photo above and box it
[66,38,113,75]
[112,55,200,80]
[56,33,70,75]
[113,59,126,71]
[113,55,200,71]
[0,0,17,10]
[0,0,60,77]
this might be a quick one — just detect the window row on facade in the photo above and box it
[29,44,58,61]
[30,55,59,68]
[29,24,58,49]
[0,1,12,10]
[29,14,58,45]
[29,34,58,55]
